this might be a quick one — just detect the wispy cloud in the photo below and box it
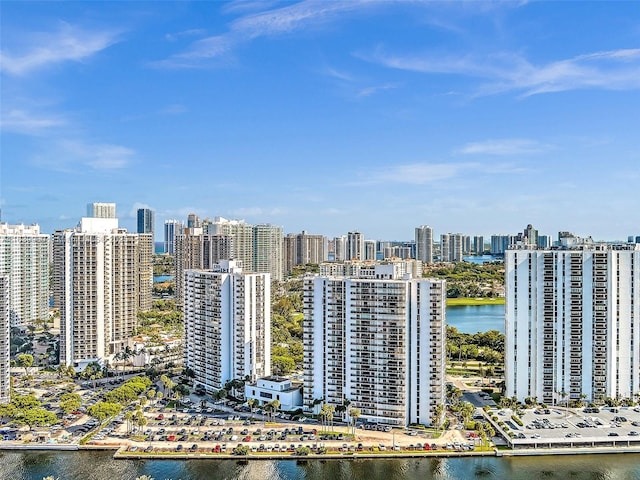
[0,108,66,135]
[456,138,552,155]
[31,140,134,172]
[357,82,401,97]
[365,48,640,96]
[164,29,207,42]
[354,161,529,186]
[154,0,385,68]
[0,22,121,76]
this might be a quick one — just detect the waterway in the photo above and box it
[462,255,503,265]
[446,304,504,334]
[2,451,639,480]
[153,275,175,283]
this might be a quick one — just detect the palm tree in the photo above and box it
[348,407,361,436]
[248,398,258,420]
[432,404,445,431]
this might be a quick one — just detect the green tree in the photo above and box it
[59,393,82,414]
[272,356,295,375]
[18,408,58,430]
[348,407,361,436]
[87,401,122,421]
[17,353,34,376]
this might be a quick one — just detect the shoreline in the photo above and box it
[3,442,640,460]
[446,297,505,306]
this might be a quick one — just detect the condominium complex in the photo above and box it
[0,276,10,403]
[319,259,423,279]
[164,219,182,254]
[505,244,640,404]
[303,265,446,426]
[87,202,116,219]
[0,223,50,327]
[253,224,284,281]
[346,231,365,261]
[184,261,271,393]
[283,231,327,275]
[415,225,433,264]
[440,233,464,262]
[137,208,155,235]
[175,218,284,303]
[53,216,153,369]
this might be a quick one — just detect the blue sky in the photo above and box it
[1,1,639,242]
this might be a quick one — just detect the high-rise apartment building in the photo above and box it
[505,244,640,404]
[137,208,155,236]
[184,261,270,393]
[303,265,446,426]
[490,234,516,255]
[0,223,50,327]
[210,217,255,272]
[87,202,116,219]
[253,224,283,281]
[440,233,464,262]
[332,236,347,262]
[346,231,365,261]
[0,276,10,403]
[164,219,182,254]
[415,225,434,264]
[364,240,376,261]
[283,231,327,275]
[473,236,484,255]
[54,216,153,369]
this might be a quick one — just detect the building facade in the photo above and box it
[137,208,155,235]
[283,231,327,275]
[54,217,153,369]
[505,244,640,404]
[244,376,303,411]
[87,202,116,218]
[0,276,10,403]
[164,219,182,255]
[303,265,446,426]
[0,223,50,327]
[184,261,271,393]
[415,225,434,264]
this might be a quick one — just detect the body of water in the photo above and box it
[462,255,503,264]
[446,304,504,334]
[154,275,175,283]
[2,451,639,480]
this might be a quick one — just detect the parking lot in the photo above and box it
[490,405,640,449]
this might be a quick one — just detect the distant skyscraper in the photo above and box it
[0,223,50,327]
[164,219,182,254]
[415,225,434,263]
[0,275,9,403]
[137,208,155,236]
[87,202,116,218]
[346,231,365,260]
[283,231,327,275]
[184,261,270,392]
[332,236,347,261]
[187,213,201,229]
[440,233,463,262]
[473,236,484,255]
[54,216,153,369]
[364,240,376,261]
[253,224,284,281]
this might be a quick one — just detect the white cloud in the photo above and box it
[355,160,530,186]
[0,109,66,135]
[366,48,640,96]
[32,139,134,172]
[456,138,552,155]
[154,0,386,68]
[357,82,401,97]
[359,162,477,185]
[0,23,120,76]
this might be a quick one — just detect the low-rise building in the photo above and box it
[244,376,303,412]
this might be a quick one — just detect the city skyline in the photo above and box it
[2,2,639,240]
